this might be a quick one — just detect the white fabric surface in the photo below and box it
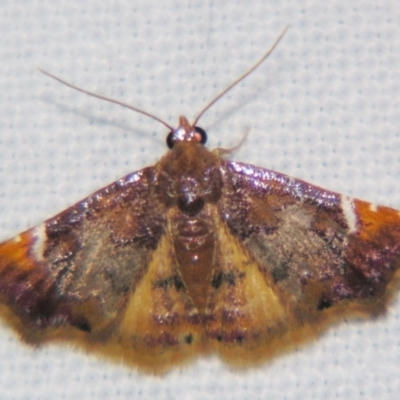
[0,1,400,399]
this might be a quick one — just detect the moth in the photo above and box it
[1,27,400,374]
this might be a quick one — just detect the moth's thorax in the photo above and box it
[155,141,223,215]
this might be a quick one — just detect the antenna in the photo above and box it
[39,26,288,132]
[192,25,289,127]
[38,69,174,131]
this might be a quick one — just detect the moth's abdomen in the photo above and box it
[170,210,216,315]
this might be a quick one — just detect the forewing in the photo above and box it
[211,160,400,364]
[0,167,166,342]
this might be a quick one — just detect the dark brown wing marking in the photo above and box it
[0,167,166,340]
[220,160,400,318]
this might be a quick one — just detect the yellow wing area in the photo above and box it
[110,232,206,371]
[88,210,297,373]
[201,216,323,368]
[68,208,300,373]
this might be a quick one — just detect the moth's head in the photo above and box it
[166,116,207,149]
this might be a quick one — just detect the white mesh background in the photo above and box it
[0,1,400,399]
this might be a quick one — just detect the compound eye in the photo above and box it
[166,131,174,149]
[194,126,207,145]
